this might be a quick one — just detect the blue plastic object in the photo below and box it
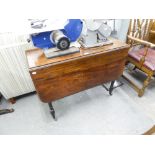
[31,19,83,49]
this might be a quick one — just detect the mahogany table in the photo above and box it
[26,38,129,120]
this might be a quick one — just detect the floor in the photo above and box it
[0,71,155,135]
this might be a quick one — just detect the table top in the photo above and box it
[26,38,129,70]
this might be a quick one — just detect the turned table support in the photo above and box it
[48,102,57,121]
[102,80,124,95]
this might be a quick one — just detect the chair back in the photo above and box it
[127,19,155,44]
[148,21,155,44]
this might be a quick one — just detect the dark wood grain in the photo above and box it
[26,38,129,103]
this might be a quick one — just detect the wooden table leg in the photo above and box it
[102,80,124,95]
[48,102,57,121]
[102,81,115,95]
[109,81,115,95]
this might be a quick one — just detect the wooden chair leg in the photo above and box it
[123,73,152,97]
[8,98,16,104]
[122,74,141,95]
[138,75,152,97]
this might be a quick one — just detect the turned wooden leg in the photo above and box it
[109,81,115,96]
[8,98,16,104]
[48,102,57,121]
[138,75,152,97]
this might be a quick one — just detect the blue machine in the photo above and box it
[31,19,83,50]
